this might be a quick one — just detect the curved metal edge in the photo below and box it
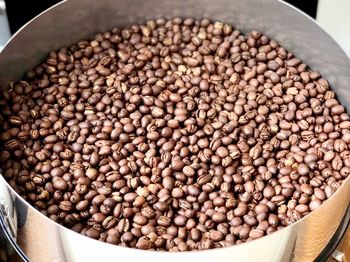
[277,0,350,62]
[0,0,67,90]
[0,212,29,262]
[0,0,66,52]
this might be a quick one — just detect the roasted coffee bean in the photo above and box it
[0,17,349,252]
[59,201,73,212]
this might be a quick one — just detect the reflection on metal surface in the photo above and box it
[0,173,24,261]
[0,0,350,261]
[0,200,16,239]
[0,0,11,50]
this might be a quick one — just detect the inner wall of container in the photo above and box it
[1,0,350,107]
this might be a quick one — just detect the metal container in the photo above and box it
[1,0,350,261]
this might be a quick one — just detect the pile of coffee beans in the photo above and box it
[1,17,350,251]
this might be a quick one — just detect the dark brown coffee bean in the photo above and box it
[133,214,148,226]
[53,177,68,191]
[171,159,185,171]
[59,201,73,212]
[86,228,100,239]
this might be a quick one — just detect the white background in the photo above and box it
[317,0,350,57]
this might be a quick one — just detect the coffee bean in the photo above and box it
[157,216,171,227]
[300,184,313,195]
[298,164,310,176]
[187,185,200,196]
[216,147,229,158]
[163,176,175,190]
[133,214,148,226]
[59,200,73,212]
[295,204,309,213]
[212,212,226,223]
[255,203,269,214]
[124,192,138,202]
[309,199,322,211]
[172,187,184,198]
[249,229,264,239]
[174,215,187,226]
[136,238,153,250]
[268,214,279,227]
[332,155,343,170]
[171,159,185,171]
[53,177,68,191]
[183,166,195,177]
[86,228,100,239]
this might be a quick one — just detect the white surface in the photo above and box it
[0,0,10,50]
[317,0,350,57]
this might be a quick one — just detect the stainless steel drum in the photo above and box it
[0,0,350,261]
